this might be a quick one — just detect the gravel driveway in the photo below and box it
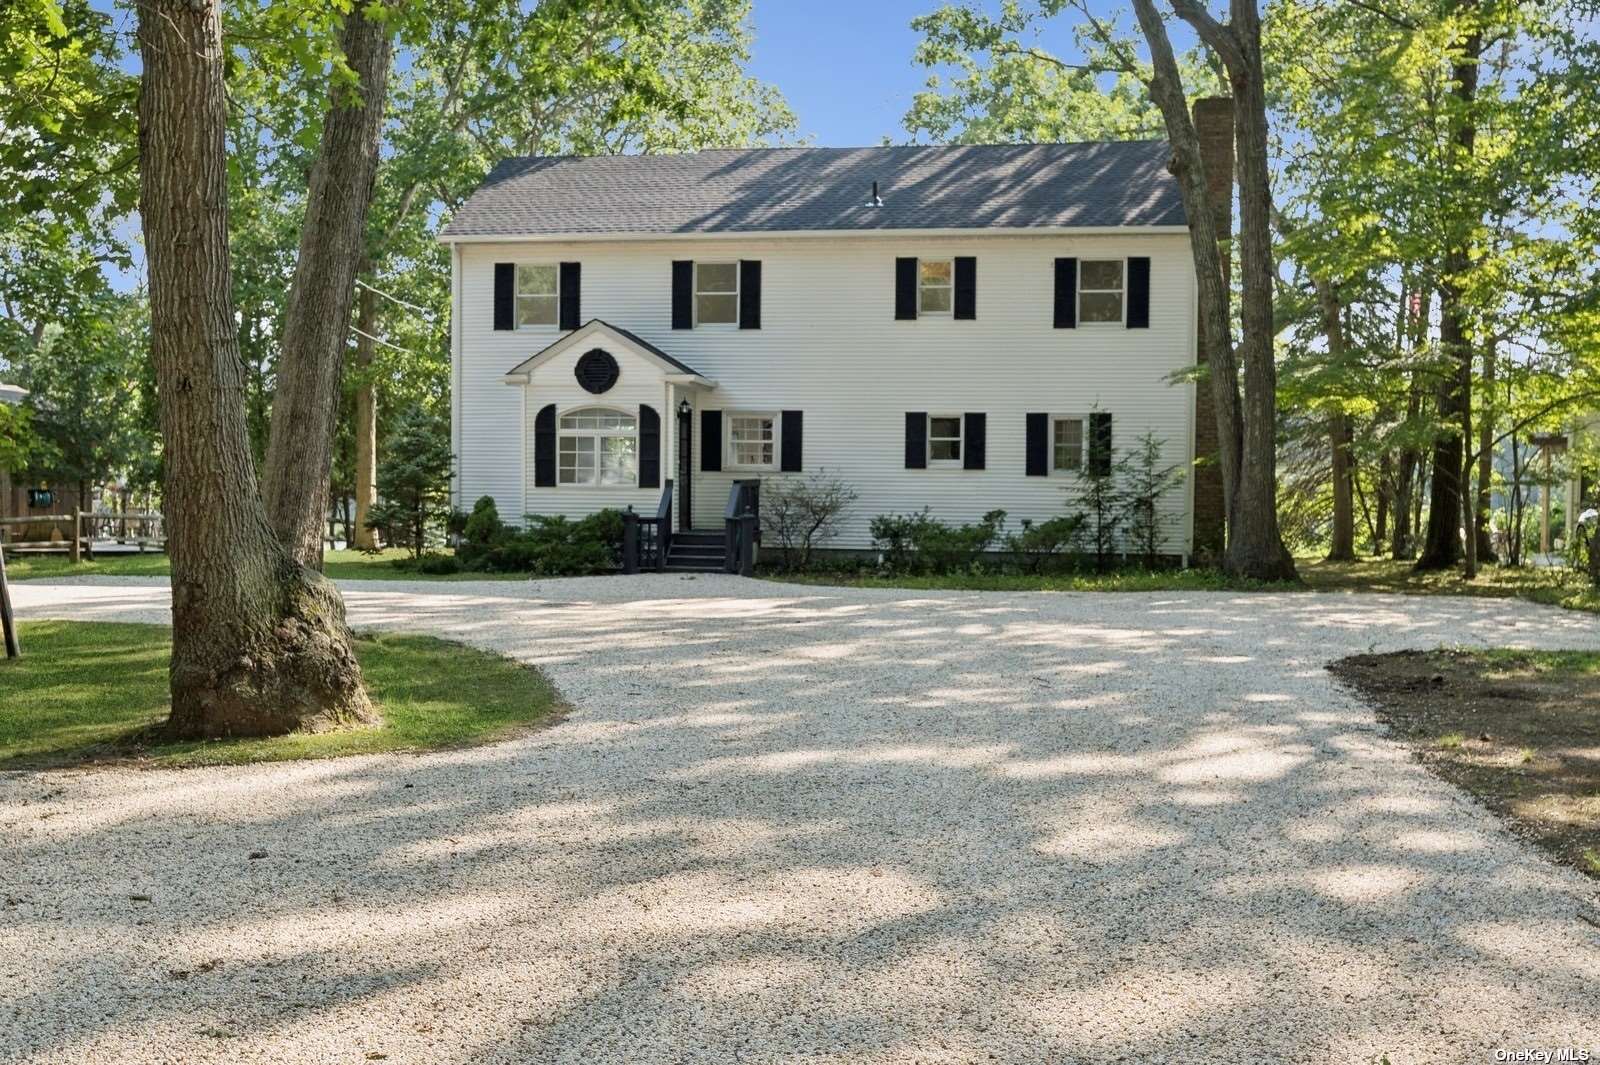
[4,575,1599,1064]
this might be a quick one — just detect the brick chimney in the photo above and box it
[1190,97,1232,561]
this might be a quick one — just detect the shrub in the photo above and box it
[416,552,462,575]
[457,508,624,575]
[761,470,858,571]
[868,511,929,573]
[870,508,1007,575]
[456,496,512,570]
[1005,514,1086,573]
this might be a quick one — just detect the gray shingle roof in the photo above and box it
[441,141,1185,239]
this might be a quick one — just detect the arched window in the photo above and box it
[558,407,637,486]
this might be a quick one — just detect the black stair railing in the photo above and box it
[622,479,673,574]
[723,479,760,576]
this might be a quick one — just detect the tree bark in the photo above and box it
[1130,0,1244,552]
[1475,340,1497,561]
[1155,0,1296,581]
[352,284,379,551]
[1415,15,1482,571]
[1313,275,1355,561]
[137,0,375,739]
[1328,412,1356,560]
[261,8,394,567]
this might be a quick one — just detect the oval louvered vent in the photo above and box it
[574,349,619,394]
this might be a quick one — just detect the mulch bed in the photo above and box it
[1330,649,1600,882]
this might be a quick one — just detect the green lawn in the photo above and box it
[766,556,1600,613]
[0,620,565,769]
[1,548,530,582]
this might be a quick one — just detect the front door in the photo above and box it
[677,403,692,531]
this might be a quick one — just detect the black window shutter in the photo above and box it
[534,403,557,487]
[739,260,762,330]
[1053,257,1077,329]
[639,404,661,488]
[494,262,515,331]
[672,260,694,330]
[1025,413,1049,476]
[904,412,927,469]
[895,257,918,320]
[963,412,986,470]
[559,262,581,330]
[1089,412,1114,476]
[780,410,802,472]
[954,256,976,320]
[701,409,722,472]
[1126,257,1150,329]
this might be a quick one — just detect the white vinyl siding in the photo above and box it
[453,233,1196,551]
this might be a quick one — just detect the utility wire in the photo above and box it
[355,277,437,321]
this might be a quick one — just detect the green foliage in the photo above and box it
[365,408,453,559]
[1004,514,1087,574]
[1075,459,1123,573]
[1119,432,1184,568]
[7,291,157,496]
[903,0,1219,143]
[0,403,44,473]
[869,508,1008,575]
[454,496,623,575]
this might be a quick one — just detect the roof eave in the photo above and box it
[438,223,1191,245]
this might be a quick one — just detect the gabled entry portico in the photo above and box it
[502,319,715,527]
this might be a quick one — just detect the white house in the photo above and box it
[440,113,1229,569]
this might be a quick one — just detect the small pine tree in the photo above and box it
[1076,460,1123,572]
[1119,432,1183,568]
[364,409,453,558]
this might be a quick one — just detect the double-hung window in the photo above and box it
[517,264,559,328]
[558,408,637,487]
[928,415,963,464]
[1052,416,1085,472]
[695,262,739,325]
[918,259,953,315]
[1078,260,1125,324]
[728,413,777,469]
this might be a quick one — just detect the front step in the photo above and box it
[663,530,728,573]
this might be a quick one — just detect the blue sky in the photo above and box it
[748,1,1195,145]
[747,1,937,146]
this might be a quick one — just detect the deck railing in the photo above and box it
[723,479,760,576]
[0,511,167,562]
[622,480,673,574]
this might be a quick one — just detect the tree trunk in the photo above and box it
[1475,340,1497,562]
[1460,374,1477,579]
[1376,449,1391,548]
[1131,0,1244,549]
[352,284,380,551]
[1215,0,1297,581]
[137,0,376,739]
[1416,275,1471,570]
[1328,411,1356,560]
[1415,17,1482,571]
[1313,274,1355,561]
[261,7,394,567]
